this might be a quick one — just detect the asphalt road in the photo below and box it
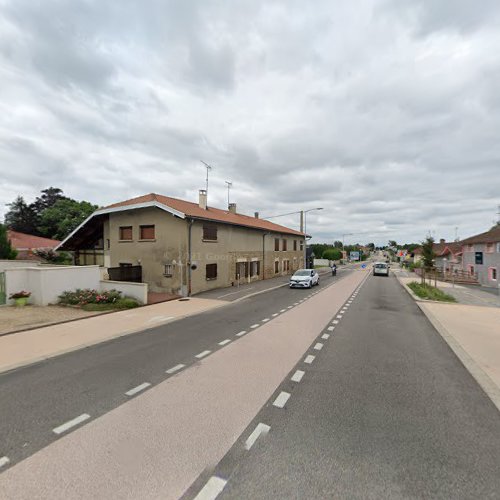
[0,269,351,470]
[191,273,500,499]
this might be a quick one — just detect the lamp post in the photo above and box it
[303,208,323,267]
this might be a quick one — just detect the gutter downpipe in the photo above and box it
[188,218,193,296]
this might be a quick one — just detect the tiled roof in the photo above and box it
[103,193,305,236]
[412,241,462,256]
[461,225,500,245]
[7,230,60,250]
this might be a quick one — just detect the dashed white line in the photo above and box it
[291,370,305,382]
[273,391,291,408]
[262,318,270,322]
[336,315,343,319]
[125,382,151,397]
[245,422,271,450]
[218,339,232,346]
[272,313,279,317]
[53,414,90,435]
[250,324,260,329]
[304,354,316,364]
[166,364,185,374]
[332,320,339,325]
[314,342,324,351]
[294,302,299,305]
[195,350,211,359]
[327,326,335,331]
[0,456,10,468]
[194,476,228,500]
[280,309,286,313]
[236,330,247,337]
[287,305,293,309]
[321,333,330,339]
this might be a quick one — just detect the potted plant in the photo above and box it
[9,290,31,307]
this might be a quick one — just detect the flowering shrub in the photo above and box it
[58,289,122,306]
[9,290,31,299]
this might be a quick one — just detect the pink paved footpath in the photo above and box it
[0,270,369,500]
[0,297,226,374]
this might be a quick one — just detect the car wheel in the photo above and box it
[308,281,312,288]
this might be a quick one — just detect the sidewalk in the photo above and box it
[0,297,225,374]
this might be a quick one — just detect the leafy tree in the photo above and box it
[0,224,17,259]
[38,199,97,240]
[421,236,435,270]
[323,248,342,261]
[4,196,39,235]
[388,240,398,248]
[32,187,67,214]
[366,242,375,250]
[33,248,72,264]
[333,240,343,248]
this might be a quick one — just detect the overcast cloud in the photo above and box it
[1,0,499,245]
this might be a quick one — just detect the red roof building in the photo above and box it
[7,230,60,260]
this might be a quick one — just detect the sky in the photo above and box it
[0,0,499,246]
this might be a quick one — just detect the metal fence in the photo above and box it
[107,265,142,283]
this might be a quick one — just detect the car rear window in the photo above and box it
[375,264,387,268]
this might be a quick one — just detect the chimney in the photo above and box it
[199,189,207,210]
[440,238,445,244]
[254,211,259,218]
[228,203,237,214]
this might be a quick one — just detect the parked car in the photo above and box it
[373,262,389,276]
[290,269,320,288]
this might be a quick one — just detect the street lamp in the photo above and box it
[303,208,323,267]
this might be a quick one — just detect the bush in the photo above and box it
[115,297,140,309]
[322,248,342,261]
[81,296,139,311]
[58,288,122,306]
[407,282,456,302]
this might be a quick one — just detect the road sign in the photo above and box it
[361,264,366,269]
[350,251,360,261]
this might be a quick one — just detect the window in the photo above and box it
[486,243,495,253]
[140,225,155,240]
[489,267,497,281]
[282,239,287,251]
[250,261,260,277]
[236,262,249,279]
[164,264,173,277]
[119,226,133,241]
[274,260,279,274]
[203,223,217,241]
[206,263,217,280]
[293,240,297,251]
[468,265,475,276]
[465,244,474,252]
[274,238,280,251]
[475,252,483,265]
[300,240,304,251]
[497,243,500,253]
[283,259,290,271]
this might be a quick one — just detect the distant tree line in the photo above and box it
[2,187,97,241]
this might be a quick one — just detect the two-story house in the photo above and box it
[57,191,306,296]
[461,225,500,288]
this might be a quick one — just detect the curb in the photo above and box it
[395,275,458,306]
[416,302,500,414]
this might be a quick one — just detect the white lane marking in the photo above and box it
[287,306,293,309]
[272,313,279,317]
[166,364,185,374]
[273,391,291,408]
[217,287,255,298]
[304,354,316,364]
[262,318,270,322]
[53,414,90,435]
[194,476,228,500]
[336,315,343,319]
[314,342,324,351]
[0,456,10,468]
[125,382,151,397]
[294,302,299,305]
[280,309,286,313]
[332,321,339,325]
[245,422,271,450]
[218,339,232,346]
[327,326,335,331]
[321,333,330,339]
[236,330,247,337]
[250,324,260,329]
[291,370,305,382]
[147,315,174,324]
[195,350,211,359]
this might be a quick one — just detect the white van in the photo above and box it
[373,262,389,276]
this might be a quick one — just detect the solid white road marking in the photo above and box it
[314,342,323,351]
[273,391,291,408]
[250,324,260,329]
[291,370,305,382]
[321,333,330,339]
[53,414,90,435]
[245,422,271,450]
[195,350,211,359]
[194,476,228,500]
[147,315,174,324]
[217,287,255,298]
[125,382,151,397]
[327,326,335,331]
[0,456,10,468]
[218,339,232,346]
[236,330,247,337]
[304,354,315,364]
[262,318,270,322]
[166,364,185,374]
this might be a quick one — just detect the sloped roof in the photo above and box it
[103,193,304,236]
[7,230,60,250]
[412,241,462,257]
[461,225,500,245]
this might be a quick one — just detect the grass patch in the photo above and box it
[407,282,457,302]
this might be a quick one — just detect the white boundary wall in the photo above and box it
[0,260,41,272]
[4,266,148,306]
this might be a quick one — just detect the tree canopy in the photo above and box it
[0,223,17,259]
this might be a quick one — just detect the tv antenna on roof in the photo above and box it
[225,180,232,207]
[200,160,213,196]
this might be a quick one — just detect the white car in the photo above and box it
[290,269,320,288]
[373,262,389,276]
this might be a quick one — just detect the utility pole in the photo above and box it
[200,160,213,198]
[225,181,232,207]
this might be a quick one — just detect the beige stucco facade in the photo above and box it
[102,207,304,296]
